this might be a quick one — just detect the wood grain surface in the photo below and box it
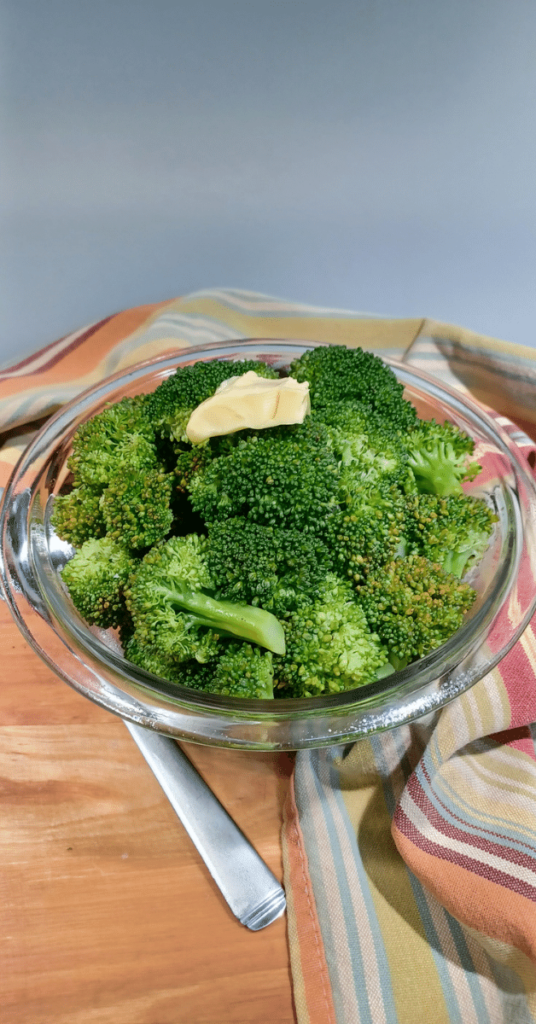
[0,601,296,1024]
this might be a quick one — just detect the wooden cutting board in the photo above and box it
[0,601,296,1024]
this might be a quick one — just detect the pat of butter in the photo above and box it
[186,370,311,444]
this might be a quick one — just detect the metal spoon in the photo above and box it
[125,722,286,931]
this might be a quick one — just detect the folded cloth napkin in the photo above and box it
[1,288,535,1023]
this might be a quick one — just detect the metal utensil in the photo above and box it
[125,721,286,931]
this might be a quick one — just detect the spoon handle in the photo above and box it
[124,721,286,931]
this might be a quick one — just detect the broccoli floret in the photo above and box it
[174,442,215,494]
[180,643,274,699]
[412,418,476,458]
[322,482,408,586]
[144,358,278,443]
[60,536,136,629]
[206,518,332,615]
[100,465,175,550]
[51,484,106,546]
[273,574,388,697]
[123,631,186,682]
[68,396,156,487]
[289,344,417,430]
[125,535,286,659]
[187,419,340,532]
[311,400,413,492]
[358,554,477,670]
[125,533,216,662]
[405,419,481,497]
[150,532,215,589]
[125,631,274,699]
[403,492,497,578]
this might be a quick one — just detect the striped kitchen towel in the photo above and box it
[1,287,536,1023]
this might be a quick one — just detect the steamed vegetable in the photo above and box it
[53,349,496,699]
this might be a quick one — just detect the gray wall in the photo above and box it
[2,0,536,363]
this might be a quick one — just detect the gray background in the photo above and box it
[2,0,536,364]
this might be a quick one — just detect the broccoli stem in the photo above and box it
[154,583,286,655]
[407,448,463,496]
[440,549,472,578]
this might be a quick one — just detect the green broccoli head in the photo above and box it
[125,534,286,659]
[144,358,278,443]
[289,344,417,430]
[51,484,106,546]
[357,554,477,670]
[124,534,217,662]
[60,536,136,629]
[273,574,388,697]
[405,419,481,497]
[125,574,222,665]
[174,442,215,494]
[403,492,497,578]
[68,396,156,487]
[179,643,274,699]
[187,419,340,532]
[128,607,221,666]
[122,631,184,682]
[142,532,214,589]
[100,465,175,550]
[206,518,332,615]
[125,630,274,699]
[323,481,408,586]
[310,401,413,492]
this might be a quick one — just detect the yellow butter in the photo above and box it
[186,370,311,444]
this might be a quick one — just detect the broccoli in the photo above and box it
[68,396,156,487]
[124,533,219,662]
[273,574,388,697]
[51,484,106,546]
[289,344,417,430]
[60,536,136,629]
[100,465,175,550]
[206,518,332,615]
[54,395,174,551]
[311,400,413,492]
[51,345,493,702]
[53,431,174,553]
[322,482,408,586]
[174,442,215,494]
[125,535,286,660]
[124,628,274,699]
[178,643,274,699]
[144,358,278,443]
[405,419,481,497]
[187,419,340,532]
[403,492,497,578]
[123,630,184,682]
[357,554,477,670]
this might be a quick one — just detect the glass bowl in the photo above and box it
[1,339,536,750]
